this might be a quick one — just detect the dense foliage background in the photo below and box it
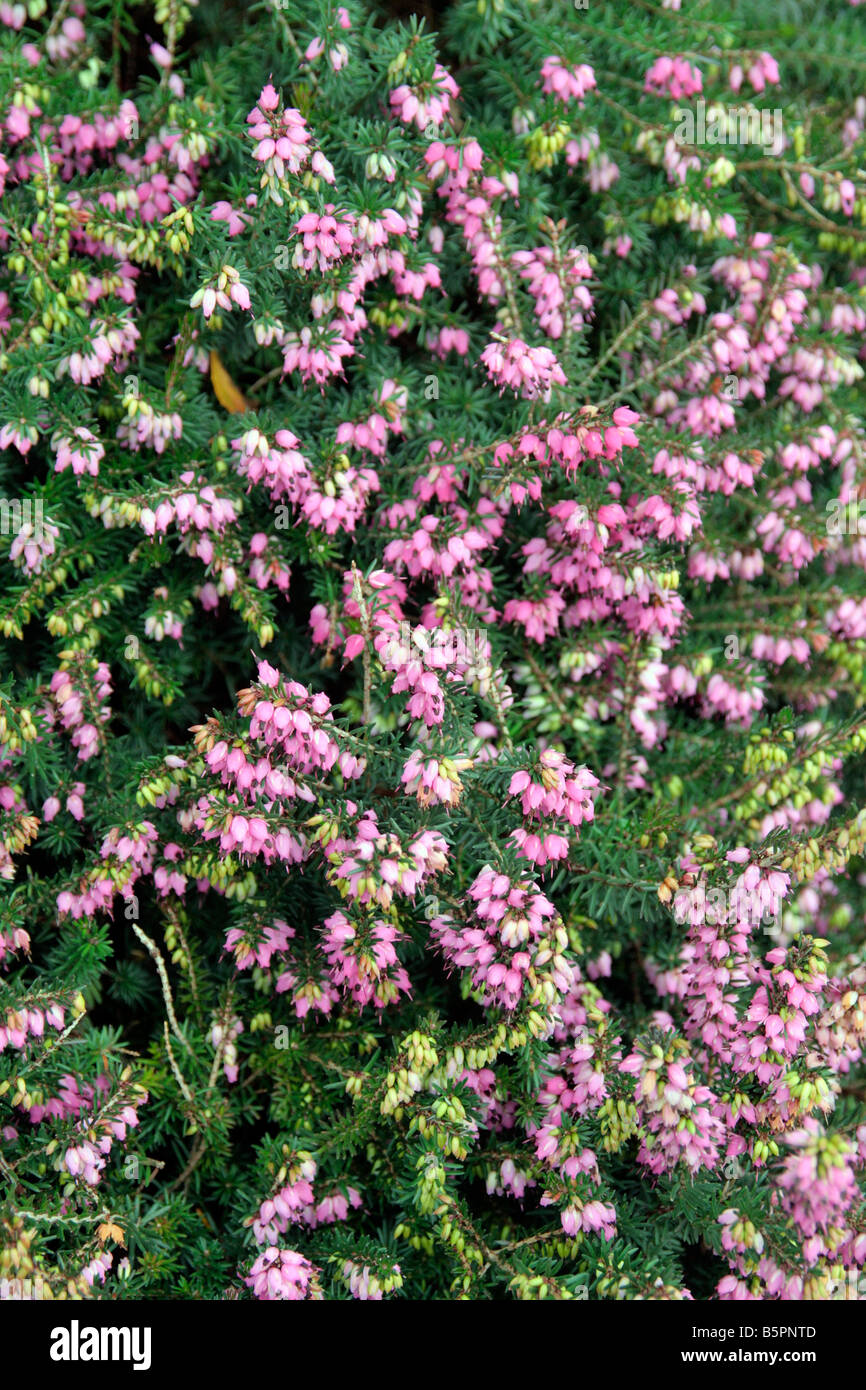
[2,0,866,1302]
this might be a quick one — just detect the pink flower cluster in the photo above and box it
[305,5,351,71]
[0,923,29,966]
[61,1086,146,1187]
[0,999,64,1053]
[335,378,408,457]
[315,569,497,728]
[245,1248,321,1301]
[232,420,382,535]
[139,473,238,542]
[389,64,459,131]
[620,1036,724,1175]
[644,54,703,99]
[189,265,251,320]
[292,207,355,274]
[116,400,183,455]
[195,663,365,865]
[323,811,448,910]
[249,1152,362,1248]
[52,427,104,477]
[246,84,312,194]
[424,138,517,309]
[8,514,59,576]
[321,911,411,1010]
[433,869,571,1013]
[49,662,112,763]
[540,57,597,106]
[730,52,780,94]
[57,318,140,388]
[224,918,293,971]
[513,244,594,340]
[481,337,567,400]
[341,1258,402,1300]
[507,750,600,866]
[401,751,471,809]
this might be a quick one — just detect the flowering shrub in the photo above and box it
[2,0,866,1305]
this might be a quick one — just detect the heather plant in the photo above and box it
[2,0,866,1305]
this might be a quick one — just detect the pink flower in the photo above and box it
[644,54,702,100]
[540,56,597,105]
[389,64,459,131]
[481,338,567,400]
[245,1248,320,1300]
[840,179,857,217]
[209,200,249,236]
[52,427,104,477]
[746,51,780,92]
